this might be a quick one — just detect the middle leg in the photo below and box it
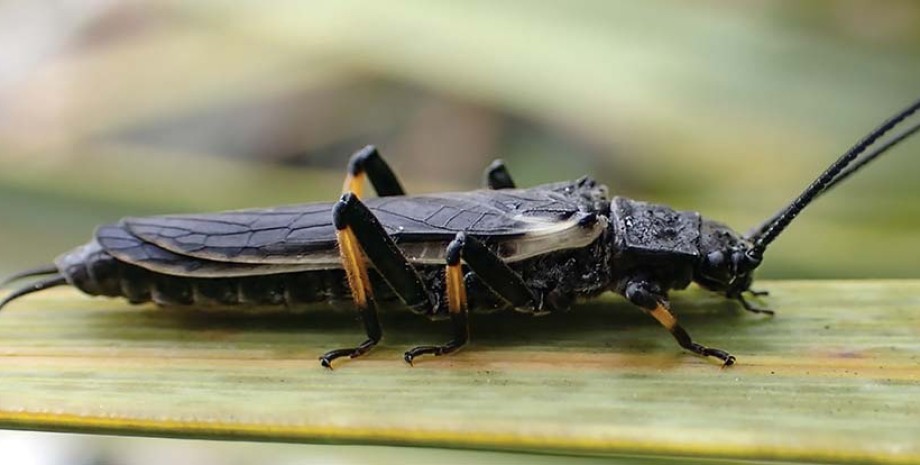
[404,232,540,364]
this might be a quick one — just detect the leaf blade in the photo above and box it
[1,281,919,464]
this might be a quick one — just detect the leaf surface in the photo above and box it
[0,281,919,464]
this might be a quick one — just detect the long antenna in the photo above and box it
[747,117,920,240]
[750,97,920,257]
[0,265,59,288]
[0,275,68,313]
[820,119,920,197]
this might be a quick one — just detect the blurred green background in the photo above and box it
[1,1,919,280]
[1,1,919,463]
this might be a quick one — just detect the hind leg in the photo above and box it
[344,145,406,198]
[320,193,437,368]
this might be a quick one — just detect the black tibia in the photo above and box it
[344,145,406,198]
[624,279,736,366]
[322,193,437,368]
[453,234,538,310]
[405,233,539,364]
[483,159,516,190]
[334,193,434,313]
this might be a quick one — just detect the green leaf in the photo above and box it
[1,281,919,464]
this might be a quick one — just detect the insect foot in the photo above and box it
[691,343,736,367]
[403,233,472,366]
[737,293,775,316]
[403,339,466,366]
[319,337,379,370]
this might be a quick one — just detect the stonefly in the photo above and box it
[2,98,919,368]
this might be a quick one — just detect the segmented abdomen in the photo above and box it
[53,234,612,317]
[56,243,358,309]
[55,240,477,315]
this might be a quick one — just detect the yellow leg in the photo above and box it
[403,239,470,365]
[343,171,365,199]
[318,220,382,368]
[336,226,371,308]
[340,145,406,198]
[647,304,678,331]
[644,302,735,366]
[446,261,468,316]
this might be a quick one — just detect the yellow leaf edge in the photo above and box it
[0,410,914,465]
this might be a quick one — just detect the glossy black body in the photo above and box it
[54,178,619,315]
[608,197,701,297]
[52,176,733,318]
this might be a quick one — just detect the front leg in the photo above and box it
[624,279,735,366]
[736,293,774,316]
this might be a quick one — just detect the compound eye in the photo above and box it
[706,251,725,269]
[731,251,746,271]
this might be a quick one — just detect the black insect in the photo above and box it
[2,99,919,368]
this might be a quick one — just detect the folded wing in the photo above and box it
[88,181,606,276]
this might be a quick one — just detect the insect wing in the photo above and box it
[116,181,606,271]
[124,202,340,265]
[92,224,318,277]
